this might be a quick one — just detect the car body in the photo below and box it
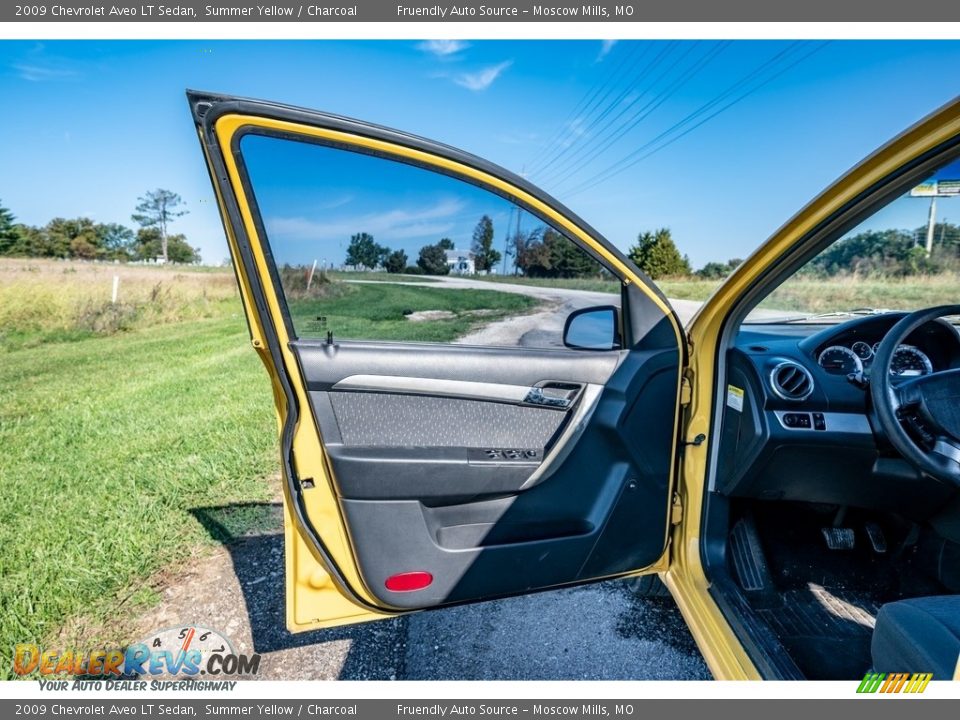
[190,91,960,680]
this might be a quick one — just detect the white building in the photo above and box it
[445,249,476,275]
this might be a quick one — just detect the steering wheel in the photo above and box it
[871,305,960,488]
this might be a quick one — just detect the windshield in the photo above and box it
[743,155,960,323]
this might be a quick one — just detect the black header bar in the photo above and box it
[7,0,960,22]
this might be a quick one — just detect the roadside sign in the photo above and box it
[910,181,939,196]
[938,179,960,195]
[910,179,960,196]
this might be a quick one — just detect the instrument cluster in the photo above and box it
[817,340,933,377]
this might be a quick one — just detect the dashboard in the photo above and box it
[715,312,960,518]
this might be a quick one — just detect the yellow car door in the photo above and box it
[189,90,688,633]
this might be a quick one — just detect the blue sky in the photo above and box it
[1,40,959,268]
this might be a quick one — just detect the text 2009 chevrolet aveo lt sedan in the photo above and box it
[189,90,960,680]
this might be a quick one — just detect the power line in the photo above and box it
[524,43,648,173]
[560,41,830,198]
[541,41,730,189]
[551,41,803,193]
[530,42,675,176]
[532,41,683,178]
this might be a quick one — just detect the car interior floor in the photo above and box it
[726,500,950,680]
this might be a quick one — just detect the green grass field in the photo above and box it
[287,282,537,342]
[0,314,277,678]
[0,264,540,677]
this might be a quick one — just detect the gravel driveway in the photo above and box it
[130,503,709,681]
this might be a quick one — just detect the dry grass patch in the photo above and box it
[0,258,240,350]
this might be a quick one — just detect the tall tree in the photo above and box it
[471,215,501,273]
[417,243,451,275]
[131,189,188,262]
[384,249,408,274]
[344,232,388,269]
[628,228,691,279]
[0,200,20,255]
[438,237,455,250]
[544,228,594,278]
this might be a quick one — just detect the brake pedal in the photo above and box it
[822,527,855,551]
[864,522,888,554]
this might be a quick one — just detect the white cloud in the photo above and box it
[597,40,617,62]
[14,63,78,82]
[265,198,466,245]
[454,61,512,92]
[417,40,469,58]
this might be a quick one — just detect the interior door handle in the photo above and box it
[523,383,581,409]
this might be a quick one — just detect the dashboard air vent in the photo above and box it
[769,361,814,401]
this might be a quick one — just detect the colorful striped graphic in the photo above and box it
[857,672,933,694]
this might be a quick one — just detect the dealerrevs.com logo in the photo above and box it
[13,625,260,682]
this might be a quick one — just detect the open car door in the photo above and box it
[189,91,688,632]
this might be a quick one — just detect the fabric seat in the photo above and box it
[871,596,960,679]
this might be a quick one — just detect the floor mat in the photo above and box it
[757,583,881,680]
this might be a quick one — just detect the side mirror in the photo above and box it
[563,305,621,351]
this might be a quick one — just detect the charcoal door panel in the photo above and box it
[292,340,678,609]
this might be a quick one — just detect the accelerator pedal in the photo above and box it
[821,527,855,551]
[730,516,778,607]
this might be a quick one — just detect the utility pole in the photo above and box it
[513,206,524,276]
[501,206,514,276]
[925,196,938,257]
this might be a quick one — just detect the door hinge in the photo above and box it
[679,376,693,406]
[671,493,683,525]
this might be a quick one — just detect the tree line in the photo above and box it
[806,224,960,277]
[625,222,960,281]
[344,215,502,276]
[341,215,697,280]
[0,190,199,264]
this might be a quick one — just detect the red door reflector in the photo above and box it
[385,571,433,592]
